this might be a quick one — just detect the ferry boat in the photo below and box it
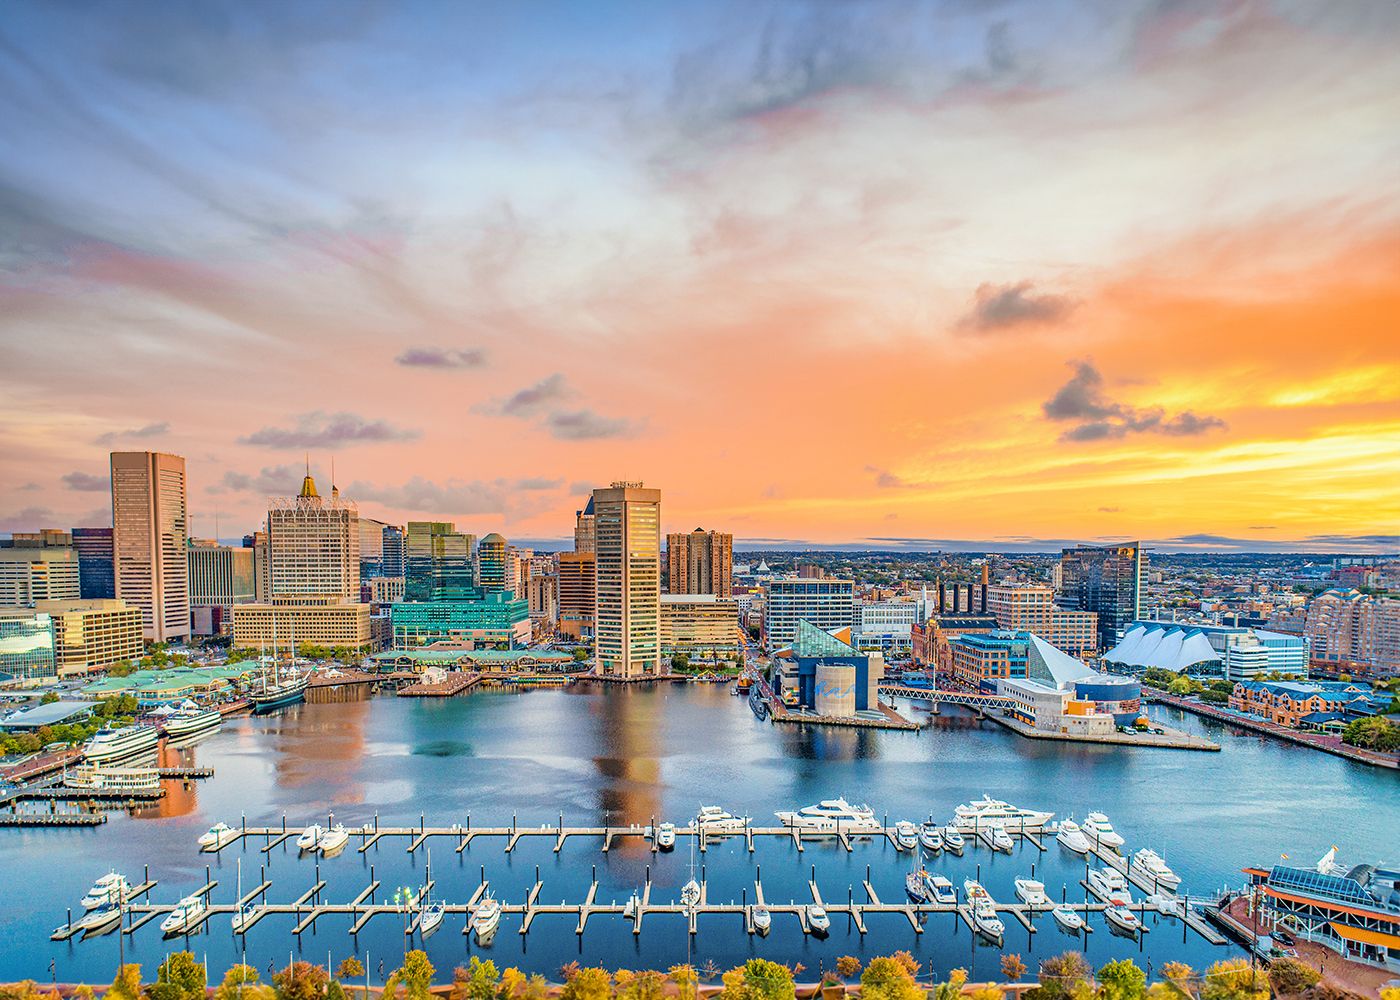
[1088,867,1133,905]
[471,893,501,943]
[690,806,749,834]
[918,822,943,852]
[655,822,677,850]
[942,825,966,855]
[1105,903,1142,935]
[1052,903,1085,933]
[296,824,324,851]
[928,874,957,905]
[806,904,830,935]
[1082,812,1124,849]
[986,822,1014,853]
[65,764,160,794]
[198,822,239,851]
[954,795,1054,832]
[972,896,1005,943]
[894,820,920,850]
[776,797,881,833]
[81,872,131,910]
[1056,818,1091,854]
[82,724,158,764]
[752,904,771,935]
[159,895,206,935]
[1014,877,1052,909]
[162,701,222,738]
[318,824,349,855]
[1129,848,1181,891]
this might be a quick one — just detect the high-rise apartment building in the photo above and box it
[266,473,359,600]
[0,533,81,607]
[574,499,596,553]
[111,451,190,641]
[71,527,115,599]
[763,578,856,651]
[557,551,596,639]
[592,482,662,678]
[382,525,405,578]
[1057,543,1143,652]
[1305,589,1400,676]
[405,522,476,601]
[986,583,1097,657]
[476,533,510,596]
[666,528,733,597]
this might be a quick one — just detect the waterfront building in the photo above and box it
[1305,589,1400,677]
[187,542,256,636]
[659,594,741,658]
[666,528,733,597]
[1244,856,1400,970]
[986,583,1098,656]
[526,573,557,623]
[0,538,81,607]
[948,630,1030,691]
[82,665,251,705]
[854,599,919,655]
[0,609,57,681]
[111,450,190,641]
[1057,542,1144,651]
[557,551,596,639]
[991,633,1141,729]
[1104,621,1311,680]
[230,599,371,650]
[368,646,576,675]
[71,527,115,599]
[771,620,884,716]
[390,594,530,649]
[1228,679,1382,728]
[266,472,360,600]
[911,609,998,674]
[475,532,511,596]
[0,599,144,679]
[382,524,405,578]
[763,577,855,651]
[405,521,476,601]
[364,576,405,605]
[592,482,663,679]
[573,498,596,553]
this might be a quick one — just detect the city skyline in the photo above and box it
[2,2,1398,552]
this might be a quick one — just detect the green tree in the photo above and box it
[394,951,435,1000]
[109,966,143,1000]
[559,968,611,1000]
[157,952,207,1000]
[1341,716,1400,751]
[1097,959,1147,1000]
[335,959,365,982]
[835,957,862,980]
[931,970,968,1000]
[1266,958,1320,997]
[39,691,59,705]
[860,956,923,1000]
[215,966,274,1000]
[449,957,497,1000]
[740,959,796,1000]
[273,962,329,1000]
[1199,959,1268,1000]
[325,983,346,1000]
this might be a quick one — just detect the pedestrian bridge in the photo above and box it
[877,684,1014,711]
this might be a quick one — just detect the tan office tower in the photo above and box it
[111,451,190,642]
[666,528,733,597]
[557,551,596,639]
[266,472,360,600]
[592,482,661,678]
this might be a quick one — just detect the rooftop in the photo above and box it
[0,700,98,729]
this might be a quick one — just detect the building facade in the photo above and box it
[111,450,190,641]
[0,609,57,681]
[266,473,360,600]
[526,573,557,623]
[390,594,530,649]
[573,499,596,553]
[666,528,733,597]
[1305,589,1400,677]
[985,583,1098,656]
[382,524,406,578]
[187,542,256,635]
[660,594,741,657]
[71,527,115,600]
[475,533,511,596]
[763,577,856,651]
[1104,621,1312,680]
[42,599,144,676]
[231,600,371,650]
[405,521,476,601]
[557,551,596,639]
[0,541,81,607]
[1057,542,1143,652]
[592,482,662,679]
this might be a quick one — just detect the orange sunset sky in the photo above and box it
[1,1,1397,551]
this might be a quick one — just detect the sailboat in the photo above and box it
[680,833,701,907]
[252,615,307,712]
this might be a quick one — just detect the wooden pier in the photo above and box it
[1081,837,1227,946]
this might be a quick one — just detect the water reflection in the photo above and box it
[593,683,663,838]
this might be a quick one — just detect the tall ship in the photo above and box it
[953,795,1054,832]
[776,797,882,833]
[161,700,222,738]
[250,625,308,713]
[82,724,158,764]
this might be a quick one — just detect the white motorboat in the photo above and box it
[894,821,919,850]
[986,823,1014,853]
[159,895,206,935]
[752,904,771,935]
[690,806,749,834]
[905,868,932,902]
[807,904,830,934]
[231,904,257,934]
[1052,904,1085,933]
[954,795,1054,832]
[318,824,349,855]
[82,724,158,764]
[1014,878,1052,909]
[776,797,881,834]
[963,878,989,903]
[680,878,702,907]
[972,897,1005,942]
[198,822,238,851]
[919,822,943,852]
[928,874,957,905]
[296,824,324,851]
[656,822,677,850]
[1088,867,1133,905]
[471,893,501,943]
[1056,819,1091,854]
[942,825,966,855]
[65,765,159,794]
[162,701,222,738]
[1130,849,1182,891]
[1105,903,1142,935]
[73,903,123,935]
[1082,812,1124,849]
[623,891,641,920]
[419,901,444,937]
[81,872,130,910]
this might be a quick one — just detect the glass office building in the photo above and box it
[391,594,529,649]
[0,611,58,681]
[405,522,477,602]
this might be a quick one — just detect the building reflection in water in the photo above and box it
[256,691,372,804]
[590,683,662,856]
[129,732,216,820]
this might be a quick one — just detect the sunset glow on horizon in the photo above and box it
[2,1,1398,552]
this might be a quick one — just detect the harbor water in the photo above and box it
[3,681,1396,984]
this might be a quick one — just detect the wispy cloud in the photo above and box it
[238,412,418,449]
[958,281,1076,333]
[394,346,486,370]
[1043,360,1226,442]
[494,374,569,418]
[62,471,109,492]
[544,410,635,441]
[213,464,306,495]
[93,421,169,446]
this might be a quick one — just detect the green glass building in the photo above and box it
[404,521,478,602]
[391,594,530,649]
[475,532,511,596]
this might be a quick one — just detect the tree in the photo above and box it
[273,962,329,1000]
[741,959,796,1000]
[1001,955,1028,983]
[860,957,922,1000]
[615,970,666,1000]
[1341,716,1400,751]
[1266,958,1320,998]
[215,965,273,1000]
[835,957,862,980]
[1199,959,1268,1000]
[109,965,143,1000]
[1154,962,1199,999]
[571,647,588,661]
[157,952,207,1000]
[966,989,1005,1000]
[1030,952,1092,1000]
[336,958,365,982]
[669,966,699,1000]
[449,957,495,1000]
[560,968,611,1000]
[325,983,347,1000]
[932,971,968,1000]
[1097,959,1147,1000]
[394,952,435,1000]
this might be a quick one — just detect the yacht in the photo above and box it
[81,872,131,910]
[928,874,957,905]
[894,821,919,850]
[1130,849,1181,891]
[954,795,1054,832]
[71,903,123,935]
[82,725,158,764]
[162,701,222,738]
[198,822,238,851]
[296,824,325,852]
[65,764,159,794]
[776,798,881,833]
[231,904,258,934]
[655,822,677,850]
[806,904,830,935]
[986,823,1014,853]
[972,896,1005,943]
[942,825,966,855]
[963,878,989,903]
[1082,812,1124,849]
[471,893,501,943]
[1014,878,1052,909]
[418,900,444,937]
[159,895,206,935]
[318,824,350,855]
[1105,903,1142,935]
[918,822,943,852]
[680,878,702,907]
[1088,867,1133,905]
[905,868,932,903]
[690,806,749,834]
[752,904,771,935]
[1056,819,1091,855]
[1052,904,1085,933]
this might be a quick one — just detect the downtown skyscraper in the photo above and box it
[592,482,662,678]
[110,451,189,641]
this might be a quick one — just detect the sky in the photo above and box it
[1,0,1398,553]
